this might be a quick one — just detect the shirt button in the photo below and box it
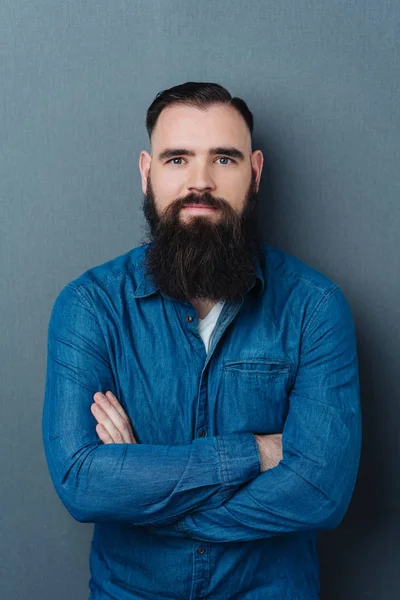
[198,429,207,437]
[185,315,193,323]
[197,546,206,555]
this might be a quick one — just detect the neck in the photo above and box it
[190,298,218,320]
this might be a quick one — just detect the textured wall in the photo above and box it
[1,1,399,598]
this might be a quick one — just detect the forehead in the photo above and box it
[151,103,251,151]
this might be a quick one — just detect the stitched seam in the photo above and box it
[215,435,229,490]
[300,284,339,350]
[267,245,335,293]
[66,283,97,316]
[65,283,112,370]
[144,504,202,527]
[274,268,333,292]
[66,249,145,300]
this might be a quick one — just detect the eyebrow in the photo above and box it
[158,146,245,162]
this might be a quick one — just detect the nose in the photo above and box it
[186,163,216,194]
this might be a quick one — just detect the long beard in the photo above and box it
[141,170,264,302]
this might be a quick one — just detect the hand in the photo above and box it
[91,391,137,444]
[254,433,283,473]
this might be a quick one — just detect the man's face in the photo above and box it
[139,103,264,302]
[141,103,261,224]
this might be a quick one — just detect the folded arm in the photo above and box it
[42,284,260,527]
[149,285,362,542]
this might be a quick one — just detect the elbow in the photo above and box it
[54,485,97,523]
[316,503,346,531]
[312,493,352,532]
[47,461,101,523]
[292,476,355,532]
[304,446,360,532]
[44,441,105,523]
[65,497,96,523]
[315,471,359,531]
[70,510,97,524]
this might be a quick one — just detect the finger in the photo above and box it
[94,408,137,444]
[105,392,137,442]
[92,400,137,444]
[93,394,131,440]
[105,391,130,421]
[91,403,125,443]
[94,393,135,443]
[96,423,113,444]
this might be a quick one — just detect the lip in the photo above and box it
[183,205,218,211]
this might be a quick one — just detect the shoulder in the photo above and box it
[261,243,352,330]
[262,242,339,296]
[53,243,148,306]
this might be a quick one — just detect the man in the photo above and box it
[42,82,362,599]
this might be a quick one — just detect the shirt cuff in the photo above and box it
[215,432,261,493]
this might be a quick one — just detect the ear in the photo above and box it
[250,150,264,192]
[139,150,152,195]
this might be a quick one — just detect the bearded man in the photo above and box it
[43,81,361,600]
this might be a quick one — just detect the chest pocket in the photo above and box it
[219,357,293,433]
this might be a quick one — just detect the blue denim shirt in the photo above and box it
[42,241,361,600]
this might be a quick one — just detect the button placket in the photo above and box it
[192,542,210,599]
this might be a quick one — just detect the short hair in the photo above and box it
[145,81,254,144]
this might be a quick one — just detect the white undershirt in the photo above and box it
[197,301,226,353]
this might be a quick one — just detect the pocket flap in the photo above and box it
[223,358,291,374]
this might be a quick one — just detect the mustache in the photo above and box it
[175,192,225,210]
[161,192,235,225]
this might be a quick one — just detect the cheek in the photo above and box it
[219,171,247,195]
[153,173,185,201]
[222,182,247,210]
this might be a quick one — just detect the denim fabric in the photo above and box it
[42,241,361,600]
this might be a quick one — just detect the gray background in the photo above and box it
[1,1,399,598]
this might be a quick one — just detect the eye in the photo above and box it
[216,157,234,165]
[166,157,185,165]
[165,157,235,165]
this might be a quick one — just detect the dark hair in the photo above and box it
[146,81,254,144]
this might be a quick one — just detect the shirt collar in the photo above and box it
[132,243,266,299]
